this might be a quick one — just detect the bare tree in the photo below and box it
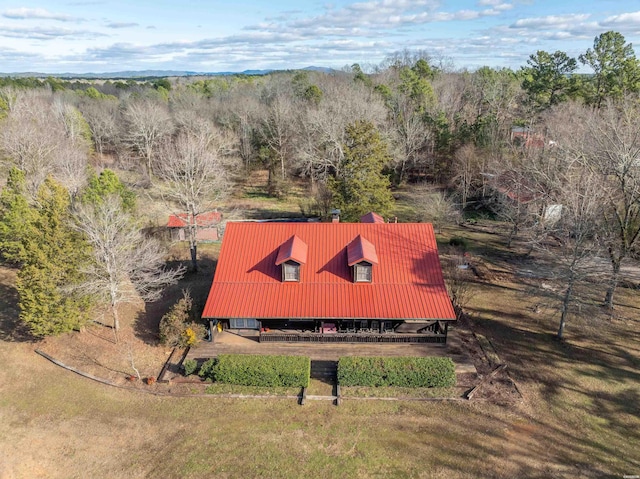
[78,98,120,156]
[529,165,605,339]
[546,99,640,308]
[387,93,433,184]
[0,98,61,193]
[156,126,236,271]
[296,78,387,181]
[73,195,184,337]
[257,89,296,194]
[54,142,89,197]
[487,168,538,248]
[451,144,482,210]
[0,90,90,196]
[122,98,173,178]
[412,186,461,233]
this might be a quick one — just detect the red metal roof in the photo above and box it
[360,212,385,223]
[275,235,308,265]
[202,222,456,321]
[347,235,379,266]
[167,211,222,228]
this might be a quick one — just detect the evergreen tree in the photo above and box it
[0,168,36,264]
[329,121,394,221]
[579,31,640,107]
[12,177,92,336]
[81,169,136,211]
[521,50,578,109]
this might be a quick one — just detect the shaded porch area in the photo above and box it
[220,318,450,344]
[257,330,446,343]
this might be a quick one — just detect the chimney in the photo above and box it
[331,209,341,223]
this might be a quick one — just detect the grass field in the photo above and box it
[0,172,639,478]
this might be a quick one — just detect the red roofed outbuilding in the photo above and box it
[203,221,456,343]
[167,211,222,242]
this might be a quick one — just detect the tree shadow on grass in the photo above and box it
[424,308,640,476]
[0,272,36,343]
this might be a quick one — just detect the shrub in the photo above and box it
[198,358,217,381]
[182,358,198,376]
[159,291,207,347]
[181,327,197,347]
[337,357,456,388]
[213,354,310,388]
[449,236,468,250]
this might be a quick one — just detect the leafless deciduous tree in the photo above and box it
[0,91,58,187]
[412,186,461,233]
[0,90,90,196]
[78,98,120,156]
[547,99,640,308]
[73,195,184,337]
[296,79,386,181]
[486,167,538,248]
[529,162,605,339]
[156,126,236,271]
[387,93,433,184]
[451,144,482,210]
[257,88,296,193]
[122,98,173,178]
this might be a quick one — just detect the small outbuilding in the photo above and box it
[167,211,222,242]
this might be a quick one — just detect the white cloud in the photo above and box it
[511,14,591,29]
[105,22,139,29]
[286,0,512,32]
[601,11,640,31]
[2,7,82,22]
[0,24,105,39]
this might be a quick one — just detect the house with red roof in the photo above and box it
[202,218,456,343]
[167,211,222,242]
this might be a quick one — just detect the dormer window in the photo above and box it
[282,261,300,282]
[347,235,378,284]
[275,235,308,283]
[354,262,372,282]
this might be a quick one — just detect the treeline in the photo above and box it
[0,30,639,338]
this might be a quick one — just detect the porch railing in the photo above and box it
[258,332,446,344]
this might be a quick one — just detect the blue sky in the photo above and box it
[0,0,639,73]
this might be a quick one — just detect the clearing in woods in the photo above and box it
[0,177,638,478]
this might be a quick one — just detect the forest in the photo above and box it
[0,30,639,340]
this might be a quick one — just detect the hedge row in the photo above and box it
[337,356,456,388]
[212,354,310,388]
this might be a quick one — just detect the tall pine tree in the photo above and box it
[0,170,92,336]
[329,120,394,222]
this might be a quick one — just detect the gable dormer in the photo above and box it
[347,235,378,283]
[275,235,308,282]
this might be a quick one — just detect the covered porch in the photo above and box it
[217,318,450,344]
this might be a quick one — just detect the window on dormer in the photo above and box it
[283,261,300,282]
[354,262,372,282]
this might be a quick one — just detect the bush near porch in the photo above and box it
[338,357,456,388]
[212,354,311,387]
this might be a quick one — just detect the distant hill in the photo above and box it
[0,66,337,79]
